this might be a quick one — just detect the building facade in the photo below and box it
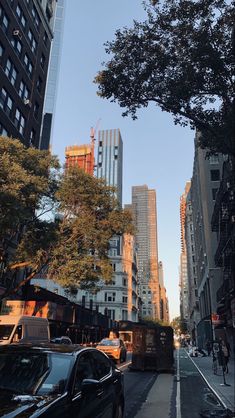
[40,0,66,150]
[96,129,123,206]
[190,132,224,347]
[185,187,200,343]
[31,234,139,322]
[131,185,160,320]
[158,261,169,323]
[0,0,57,148]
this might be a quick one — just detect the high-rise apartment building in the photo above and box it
[40,0,66,150]
[190,131,224,347]
[96,129,123,206]
[0,0,57,148]
[131,185,160,320]
[179,181,191,329]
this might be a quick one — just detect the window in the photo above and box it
[209,154,219,164]
[28,29,37,53]
[92,351,111,380]
[210,169,220,182]
[123,278,127,286]
[122,296,128,303]
[5,59,18,86]
[14,108,25,134]
[107,309,115,320]
[40,53,45,69]
[0,42,4,57]
[0,88,13,117]
[43,31,48,45]
[24,54,33,77]
[36,77,42,93]
[0,123,8,136]
[16,5,26,28]
[0,9,9,33]
[29,129,36,146]
[74,352,95,393]
[33,102,39,119]
[104,292,116,302]
[32,6,40,29]
[19,80,29,100]
[11,38,22,56]
[212,188,218,201]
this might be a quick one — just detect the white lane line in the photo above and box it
[176,349,181,418]
[118,360,132,370]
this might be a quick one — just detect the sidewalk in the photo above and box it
[188,353,235,415]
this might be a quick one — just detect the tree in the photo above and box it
[0,140,134,298]
[95,0,234,156]
[48,167,134,291]
[0,136,60,298]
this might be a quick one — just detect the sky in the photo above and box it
[52,0,195,321]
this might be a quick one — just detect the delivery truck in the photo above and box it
[0,315,50,345]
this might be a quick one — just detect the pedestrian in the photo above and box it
[220,339,230,373]
[205,339,212,356]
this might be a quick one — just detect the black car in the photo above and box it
[0,343,124,418]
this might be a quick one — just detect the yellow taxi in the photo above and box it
[96,338,127,364]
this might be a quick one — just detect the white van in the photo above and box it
[0,315,50,345]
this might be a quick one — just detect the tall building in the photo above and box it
[158,261,169,323]
[96,129,123,206]
[179,181,191,330]
[131,185,160,320]
[65,129,95,175]
[40,0,66,150]
[185,187,200,343]
[190,131,224,347]
[0,0,57,148]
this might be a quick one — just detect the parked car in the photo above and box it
[50,336,72,345]
[96,338,127,364]
[0,343,124,417]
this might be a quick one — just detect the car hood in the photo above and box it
[0,390,62,418]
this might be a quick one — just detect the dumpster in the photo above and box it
[130,323,174,372]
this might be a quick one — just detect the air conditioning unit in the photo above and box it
[13,29,22,39]
[24,99,32,107]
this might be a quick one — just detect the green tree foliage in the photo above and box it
[0,137,60,297]
[48,167,134,291]
[95,0,235,156]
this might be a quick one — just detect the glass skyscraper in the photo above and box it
[96,129,123,206]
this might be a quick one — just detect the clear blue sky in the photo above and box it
[52,0,195,321]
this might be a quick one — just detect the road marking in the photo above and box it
[176,349,181,418]
[118,360,132,370]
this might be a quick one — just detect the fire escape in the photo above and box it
[211,159,235,327]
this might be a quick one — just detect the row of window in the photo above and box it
[0,86,39,135]
[104,292,128,303]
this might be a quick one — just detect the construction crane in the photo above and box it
[90,118,101,173]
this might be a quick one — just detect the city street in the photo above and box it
[119,349,234,418]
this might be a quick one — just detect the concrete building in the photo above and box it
[185,187,200,343]
[131,185,160,320]
[179,181,191,330]
[190,131,224,347]
[158,261,169,323]
[96,129,123,206]
[31,234,139,322]
[0,0,57,148]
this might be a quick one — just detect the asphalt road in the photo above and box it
[118,349,227,418]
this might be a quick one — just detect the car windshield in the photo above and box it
[0,325,14,341]
[0,351,72,395]
[98,339,120,346]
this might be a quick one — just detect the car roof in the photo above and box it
[0,342,87,355]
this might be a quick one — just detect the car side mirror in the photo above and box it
[81,379,99,394]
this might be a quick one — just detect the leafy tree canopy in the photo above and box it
[95,0,234,156]
[0,136,59,254]
[48,167,134,291]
